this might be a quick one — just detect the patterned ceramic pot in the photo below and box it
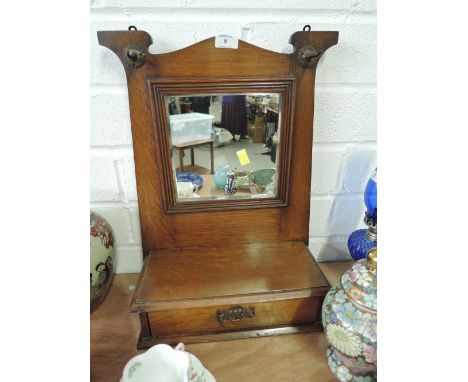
[247,168,275,194]
[90,211,114,311]
[322,248,377,382]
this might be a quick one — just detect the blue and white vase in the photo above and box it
[224,171,237,195]
[348,168,377,261]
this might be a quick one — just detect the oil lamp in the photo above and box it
[347,168,377,261]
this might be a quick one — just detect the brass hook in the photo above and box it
[127,48,144,61]
[296,45,322,68]
[123,44,146,68]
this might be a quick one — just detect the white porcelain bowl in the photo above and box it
[120,344,215,382]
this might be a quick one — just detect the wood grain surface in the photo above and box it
[97,31,338,253]
[90,261,352,382]
[148,297,322,336]
[95,28,341,362]
[134,242,328,305]
[131,242,330,345]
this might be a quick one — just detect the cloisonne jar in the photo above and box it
[322,248,377,382]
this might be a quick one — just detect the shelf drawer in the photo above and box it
[148,297,322,337]
[134,242,330,347]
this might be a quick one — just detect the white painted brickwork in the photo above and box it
[90,0,377,273]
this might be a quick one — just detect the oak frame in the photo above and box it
[96,29,340,347]
[97,30,339,254]
[149,77,296,213]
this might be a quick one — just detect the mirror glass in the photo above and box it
[164,93,282,202]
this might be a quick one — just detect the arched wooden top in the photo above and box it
[98,30,338,78]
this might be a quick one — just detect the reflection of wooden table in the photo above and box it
[173,138,214,174]
[196,174,252,198]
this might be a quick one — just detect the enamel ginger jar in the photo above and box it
[90,211,115,311]
[322,248,377,382]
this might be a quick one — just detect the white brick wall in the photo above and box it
[90,0,377,273]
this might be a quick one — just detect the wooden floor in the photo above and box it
[91,260,353,382]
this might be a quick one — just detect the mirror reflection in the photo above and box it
[165,93,281,201]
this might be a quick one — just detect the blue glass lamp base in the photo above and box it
[348,229,377,261]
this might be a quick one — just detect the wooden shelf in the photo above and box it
[133,242,328,310]
[91,260,352,382]
[131,242,330,347]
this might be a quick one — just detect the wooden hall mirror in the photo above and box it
[152,78,295,213]
[98,27,338,348]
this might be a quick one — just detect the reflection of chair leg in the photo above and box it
[178,149,184,172]
[190,148,195,166]
[210,142,214,174]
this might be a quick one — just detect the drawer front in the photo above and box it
[148,297,322,337]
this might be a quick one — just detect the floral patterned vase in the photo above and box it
[90,211,114,312]
[322,248,377,382]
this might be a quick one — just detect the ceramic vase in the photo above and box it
[213,164,230,188]
[90,211,114,311]
[322,248,377,382]
[224,171,237,194]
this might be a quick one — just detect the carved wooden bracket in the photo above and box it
[97,29,152,74]
[290,30,338,69]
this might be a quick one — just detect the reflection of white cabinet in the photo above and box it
[209,100,222,123]
[169,113,213,145]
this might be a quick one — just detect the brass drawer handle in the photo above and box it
[216,306,255,326]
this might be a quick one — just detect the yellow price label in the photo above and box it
[236,149,250,166]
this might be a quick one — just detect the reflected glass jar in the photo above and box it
[322,248,377,382]
[214,164,230,188]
